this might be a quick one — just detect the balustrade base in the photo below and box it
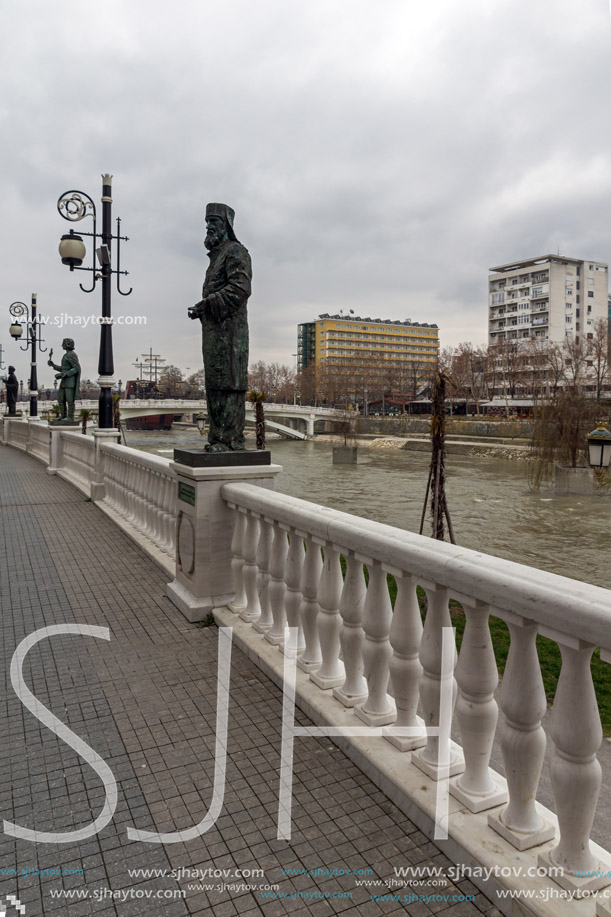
[279,641,304,658]
[450,776,508,813]
[488,809,556,851]
[411,743,465,780]
[167,579,234,623]
[333,685,368,708]
[538,850,611,896]
[226,603,247,615]
[239,610,261,624]
[264,630,286,646]
[383,718,427,752]
[252,619,273,633]
[310,669,345,690]
[354,697,396,727]
[296,656,322,674]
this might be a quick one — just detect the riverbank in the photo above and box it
[313,432,531,460]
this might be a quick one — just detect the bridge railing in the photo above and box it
[220,480,611,906]
[5,417,611,910]
[58,432,95,494]
[99,442,176,563]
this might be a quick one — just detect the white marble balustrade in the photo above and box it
[59,432,95,493]
[28,422,51,463]
[222,479,611,895]
[3,419,29,450]
[99,442,176,559]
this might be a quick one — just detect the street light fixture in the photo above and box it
[587,422,611,468]
[194,412,206,436]
[57,175,132,428]
[8,295,47,417]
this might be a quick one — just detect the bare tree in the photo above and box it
[562,336,588,392]
[586,318,610,401]
[159,365,185,397]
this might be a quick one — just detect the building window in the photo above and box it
[565,288,573,296]
[588,291,594,298]
[588,278,594,285]
[566,316,572,323]
[565,303,572,309]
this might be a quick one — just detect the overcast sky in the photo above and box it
[2,0,611,390]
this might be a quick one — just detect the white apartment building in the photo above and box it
[488,254,608,346]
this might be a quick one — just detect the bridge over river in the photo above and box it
[16,400,346,440]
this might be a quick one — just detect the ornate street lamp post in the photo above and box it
[57,175,132,428]
[9,294,47,417]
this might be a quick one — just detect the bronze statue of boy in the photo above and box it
[48,338,81,425]
[188,203,252,452]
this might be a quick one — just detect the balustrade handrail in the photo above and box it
[60,431,95,447]
[221,481,611,650]
[100,440,174,475]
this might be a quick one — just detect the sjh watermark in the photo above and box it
[4,624,454,845]
[39,314,146,330]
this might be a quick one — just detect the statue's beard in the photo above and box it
[205,230,222,251]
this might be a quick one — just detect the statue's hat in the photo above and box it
[206,202,237,241]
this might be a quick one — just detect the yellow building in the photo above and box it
[297,313,439,391]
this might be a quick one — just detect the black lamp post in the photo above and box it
[9,294,47,417]
[57,175,132,428]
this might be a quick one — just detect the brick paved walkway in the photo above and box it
[0,446,502,917]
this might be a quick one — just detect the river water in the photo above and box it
[127,429,610,590]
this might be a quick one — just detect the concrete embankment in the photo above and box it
[314,433,531,460]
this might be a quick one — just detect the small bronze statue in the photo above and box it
[188,203,252,452]
[2,366,19,416]
[48,338,81,425]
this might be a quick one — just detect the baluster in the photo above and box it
[355,561,395,726]
[124,459,136,521]
[334,553,367,707]
[412,585,463,779]
[152,471,165,549]
[384,573,426,751]
[142,467,156,540]
[167,475,177,558]
[253,519,273,633]
[101,451,111,505]
[281,532,305,657]
[240,512,261,623]
[158,474,170,551]
[538,640,609,891]
[296,536,323,673]
[265,523,288,645]
[488,619,554,849]
[450,599,507,810]
[162,474,175,555]
[135,465,148,535]
[310,544,344,689]
[228,509,247,613]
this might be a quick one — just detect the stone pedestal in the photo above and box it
[167,458,281,622]
[91,429,121,500]
[48,425,80,474]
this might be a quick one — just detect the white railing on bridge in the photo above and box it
[4,415,611,913]
[58,432,95,495]
[100,442,176,562]
[219,482,611,910]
